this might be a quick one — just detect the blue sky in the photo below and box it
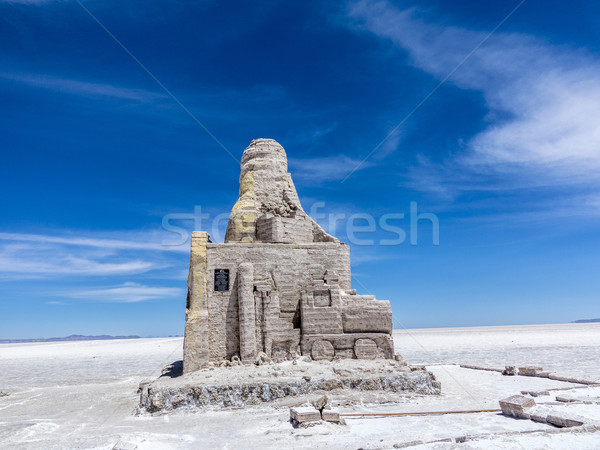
[1,0,599,338]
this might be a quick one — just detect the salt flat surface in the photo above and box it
[394,323,600,382]
[0,324,599,449]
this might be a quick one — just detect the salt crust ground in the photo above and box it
[155,358,416,387]
[0,323,599,449]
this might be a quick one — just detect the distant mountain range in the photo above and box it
[0,334,141,343]
[572,319,600,323]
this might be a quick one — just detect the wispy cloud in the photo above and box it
[289,154,374,182]
[0,252,158,277]
[0,231,188,252]
[286,122,339,145]
[0,72,165,101]
[0,229,187,280]
[65,282,183,303]
[346,0,600,194]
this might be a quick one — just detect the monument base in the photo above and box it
[138,357,441,414]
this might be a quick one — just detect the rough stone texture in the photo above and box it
[499,395,536,419]
[336,348,355,359]
[321,409,341,423]
[502,366,516,376]
[507,404,589,428]
[311,340,335,361]
[224,139,338,245]
[290,407,321,424]
[139,358,441,414]
[529,411,549,424]
[312,395,329,411]
[254,351,272,366]
[237,262,256,363]
[354,338,379,360]
[341,294,393,333]
[301,333,394,360]
[519,366,544,376]
[139,370,441,413]
[183,232,210,373]
[183,139,396,372]
[546,415,585,428]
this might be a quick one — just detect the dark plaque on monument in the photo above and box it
[214,269,229,291]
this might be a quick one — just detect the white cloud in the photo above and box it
[0,72,164,101]
[347,0,600,189]
[0,252,158,277]
[65,282,183,303]
[0,229,187,279]
[0,231,188,252]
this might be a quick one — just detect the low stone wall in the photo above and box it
[139,370,440,414]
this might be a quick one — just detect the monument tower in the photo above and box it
[183,139,394,373]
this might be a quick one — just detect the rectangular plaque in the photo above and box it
[214,269,229,292]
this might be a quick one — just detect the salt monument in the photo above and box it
[183,138,395,373]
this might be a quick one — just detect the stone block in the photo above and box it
[290,406,321,424]
[354,338,379,360]
[546,415,584,428]
[518,366,543,376]
[321,409,341,423]
[499,395,536,419]
[311,340,334,361]
[341,296,393,333]
[556,396,578,403]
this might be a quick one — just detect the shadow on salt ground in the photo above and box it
[159,360,183,379]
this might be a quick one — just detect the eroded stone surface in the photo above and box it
[139,359,441,414]
[140,370,441,413]
[354,338,379,360]
[311,340,334,361]
[519,366,544,376]
[224,139,337,245]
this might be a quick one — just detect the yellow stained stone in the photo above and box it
[231,197,254,211]
[242,212,255,223]
[239,171,255,196]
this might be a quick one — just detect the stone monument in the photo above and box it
[183,138,395,373]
